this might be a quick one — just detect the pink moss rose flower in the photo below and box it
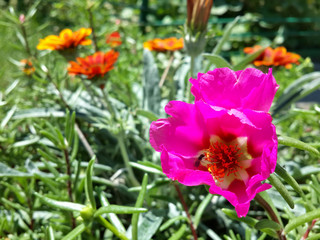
[149,100,278,217]
[190,68,278,112]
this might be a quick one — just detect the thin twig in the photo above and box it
[159,53,174,87]
[20,23,33,57]
[88,8,99,52]
[302,219,318,240]
[255,193,286,240]
[174,182,198,240]
[63,148,76,228]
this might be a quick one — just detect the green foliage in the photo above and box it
[1,1,320,240]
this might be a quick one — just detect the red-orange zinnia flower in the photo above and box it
[20,59,35,75]
[143,37,184,52]
[106,31,122,47]
[67,50,119,79]
[37,28,92,51]
[244,45,301,69]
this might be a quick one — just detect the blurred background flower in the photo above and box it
[20,59,35,75]
[244,45,301,69]
[37,28,92,51]
[106,31,122,48]
[143,37,183,52]
[67,50,119,79]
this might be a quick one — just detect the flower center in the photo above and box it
[203,141,243,182]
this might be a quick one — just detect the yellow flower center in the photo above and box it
[197,136,252,185]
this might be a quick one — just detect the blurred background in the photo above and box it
[1,0,320,87]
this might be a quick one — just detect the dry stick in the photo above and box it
[174,182,198,240]
[88,8,99,52]
[254,194,287,240]
[159,53,174,87]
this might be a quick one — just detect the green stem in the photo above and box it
[118,131,140,187]
[255,193,286,240]
[187,55,196,103]
[174,183,198,240]
[98,215,129,240]
[101,88,139,187]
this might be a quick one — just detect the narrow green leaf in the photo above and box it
[13,108,65,119]
[137,161,162,171]
[98,216,129,240]
[245,228,251,240]
[160,216,188,231]
[203,53,232,69]
[131,210,161,240]
[136,109,158,121]
[168,224,187,240]
[85,157,96,210]
[233,47,266,71]
[99,192,126,233]
[255,219,281,231]
[12,136,40,147]
[0,162,32,178]
[40,130,60,147]
[130,162,165,176]
[132,174,148,240]
[0,182,26,204]
[1,105,17,129]
[61,223,86,240]
[268,174,294,209]
[66,111,76,146]
[212,16,240,55]
[5,79,20,95]
[194,193,213,227]
[94,205,147,217]
[284,208,320,233]
[258,191,283,226]
[221,208,277,238]
[46,225,55,240]
[275,164,314,212]
[307,233,320,240]
[70,131,79,162]
[54,127,66,149]
[37,148,60,164]
[39,156,60,178]
[278,135,320,156]
[143,49,161,114]
[65,109,71,146]
[1,198,28,212]
[34,192,85,212]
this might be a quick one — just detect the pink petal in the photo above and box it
[190,67,278,112]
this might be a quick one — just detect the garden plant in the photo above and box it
[1,0,320,240]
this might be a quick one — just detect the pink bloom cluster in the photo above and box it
[150,68,279,217]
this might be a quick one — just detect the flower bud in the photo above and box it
[19,14,25,24]
[184,0,213,57]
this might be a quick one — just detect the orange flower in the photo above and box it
[143,37,184,52]
[20,59,35,75]
[37,28,92,51]
[106,31,122,47]
[67,50,119,79]
[244,45,301,69]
